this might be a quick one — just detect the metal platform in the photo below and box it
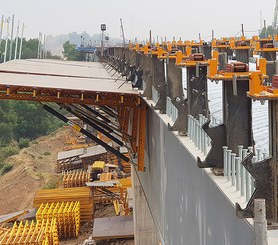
[92,215,134,240]
[0,59,139,107]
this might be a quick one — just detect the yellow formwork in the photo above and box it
[34,187,93,222]
[0,219,58,245]
[62,170,90,188]
[36,201,80,239]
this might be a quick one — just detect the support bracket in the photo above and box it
[168,97,188,135]
[197,121,226,169]
[151,83,167,114]
[236,154,274,221]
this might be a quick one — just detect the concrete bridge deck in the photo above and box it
[0,58,277,244]
[0,59,137,95]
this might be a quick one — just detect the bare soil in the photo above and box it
[0,127,134,245]
[0,126,70,215]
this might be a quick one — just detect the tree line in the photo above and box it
[0,101,64,146]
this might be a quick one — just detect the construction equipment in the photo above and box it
[34,187,93,222]
[0,219,59,245]
[62,170,90,188]
[36,202,80,239]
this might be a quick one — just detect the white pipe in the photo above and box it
[0,15,4,46]
[9,14,14,61]
[4,17,10,63]
[14,20,20,59]
[18,23,24,59]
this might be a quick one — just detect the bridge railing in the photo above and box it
[166,97,178,123]
[187,114,211,155]
[222,146,267,203]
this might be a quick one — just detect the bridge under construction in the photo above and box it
[1,35,278,244]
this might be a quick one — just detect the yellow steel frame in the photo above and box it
[137,100,147,172]
[0,219,59,245]
[0,85,138,108]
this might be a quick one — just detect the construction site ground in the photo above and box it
[0,126,71,215]
[0,126,134,244]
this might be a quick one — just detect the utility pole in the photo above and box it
[19,23,24,59]
[120,18,126,46]
[212,30,214,40]
[4,17,10,63]
[43,34,46,59]
[37,32,41,59]
[9,14,14,61]
[241,24,245,37]
[264,20,267,38]
[0,15,4,47]
[14,20,20,59]
[100,24,106,57]
[40,33,43,59]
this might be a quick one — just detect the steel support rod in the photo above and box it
[42,104,129,162]
[82,104,111,123]
[231,153,236,186]
[65,106,124,147]
[236,157,241,191]
[227,150,232,181]
[223,146,228,176]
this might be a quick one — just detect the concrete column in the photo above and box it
[142,55,153,99]
[187,65,208,118]
[265,49,278,222]
[269,100,278,222]
[152,56,166,113]
[254,199,268,245]
[202,43,212,59]
[235,49,249,63]
[223,80,252,153]
[166,59,183,99]
[261,43,276,82]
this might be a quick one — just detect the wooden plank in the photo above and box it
[0,210,28,224]
[92,215,134,240]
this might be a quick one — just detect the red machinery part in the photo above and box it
[226,62,249,72]
[263,43,274,48]
[236,41,247,47]
[189,53,205,61]
[272,75,278,88]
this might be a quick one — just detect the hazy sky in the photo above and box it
[0,0,275,41]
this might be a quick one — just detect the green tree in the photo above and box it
[0,100,65,146]
[0,38,39,62]
[259,25,278,38]
[0,101,15,145]
[12,101,50,139]
[62,41,85,61]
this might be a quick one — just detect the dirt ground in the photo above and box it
[0,127,134,245]
[58,204,134,245]
[0,126,70,215]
